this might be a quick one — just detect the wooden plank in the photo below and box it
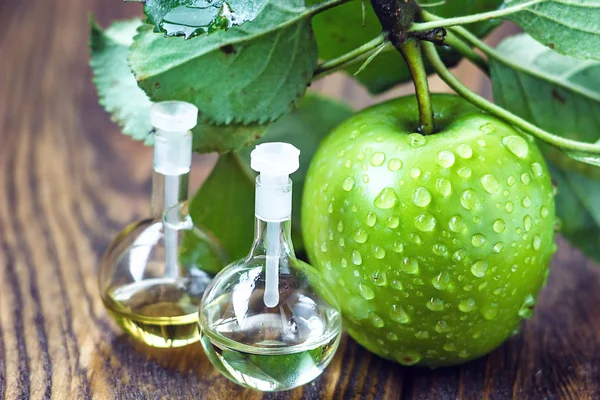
[0,0,599,398]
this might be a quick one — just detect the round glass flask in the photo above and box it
[199,143,342,391]
[98,101,228,348]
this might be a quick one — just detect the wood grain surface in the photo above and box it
[1,0,599,398]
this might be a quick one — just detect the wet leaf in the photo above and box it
[129,0,318,125]
[141,0,270,38]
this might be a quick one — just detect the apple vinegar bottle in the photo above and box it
[98,101,228,348]
[199,143,343,392]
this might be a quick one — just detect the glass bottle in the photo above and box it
[199,142,342,391]
[99,101,228,348]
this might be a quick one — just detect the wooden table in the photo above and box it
[1,0,599,398]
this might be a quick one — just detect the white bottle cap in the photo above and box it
[150,101,198,132]
[250,143,300,221]
[151,101,198,175]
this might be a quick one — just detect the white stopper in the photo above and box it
[151,101,198,176]
[250,142,300,222]
[250,142,300,308]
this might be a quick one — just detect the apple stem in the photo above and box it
[399,38,435,135]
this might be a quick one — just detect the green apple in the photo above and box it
[302,94,556,367]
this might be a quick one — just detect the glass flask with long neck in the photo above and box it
[199,142,342,392]
[99,101,228,348]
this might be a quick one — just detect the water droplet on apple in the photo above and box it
[408,133,427,148]
[353,228,368,243]
[427,297,445,311]
[374,187,399,209]
[390,304,410,323]
[458,298,476,312]
[471,234,487,248]
[456,144,473,158]
[370,312,385,328]
[435,178,452,197]
[481,303,499,320]
[370,152,385,166]
[449,215,465,233]
[409,167,421,178]
[359,283,375,300]
[413,187,432,207]
[479,123,495,134]
[387,215,400,229]
[458,167,472,178]
[502,135,529,159]
[373,246,386,259]
[461,189,479,210]
[342,177,355,191]
[443,343,457,352]
[436,151,455,168]
[388,158,402,171]
[481,174,500,194]
[392,241,404,253]
[524,215,533,231]
[493,219,506,233]
[352,250,362,265]
[518,294,535,319]
[415,330,429,339]
[401,257,419,274]
[366,211,377,227]
[493,242,504,253]
[470,260,488,278]
[505,201,515,213]
[432,271,451,290]
[522,196,532,208]
[531,162,543,176]
[533,235,541,250]
[452,248,467,262]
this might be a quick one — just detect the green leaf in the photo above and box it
[503,0,600,61]
[141,0,270,38]
[490,34,600,177]
[89,18,270,153]
[194,121,268,154]
[90,18,153,144]
[308,0,503,94]
[189,153,256,261]
[490,33,600,261]
[179,225,230,275]
[129,0,318,125]
[190,94,353,256]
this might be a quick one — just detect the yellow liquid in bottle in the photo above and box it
[103,279,201,348]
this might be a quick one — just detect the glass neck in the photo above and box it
[249,218,294,258]
[150,169,190,217]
